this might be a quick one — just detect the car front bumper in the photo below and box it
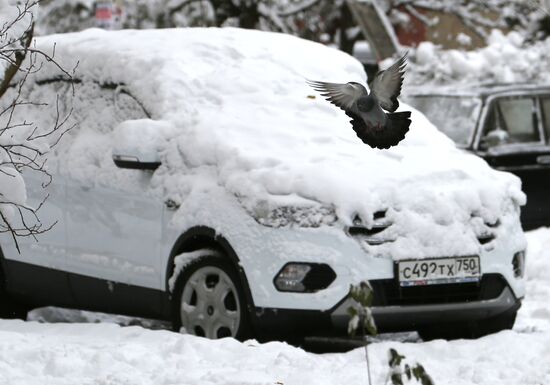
[330,285,521,333]
[252,274,522,338]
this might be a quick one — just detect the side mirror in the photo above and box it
[112,119,167,170]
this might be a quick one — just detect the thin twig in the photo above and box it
[361,321,373,385]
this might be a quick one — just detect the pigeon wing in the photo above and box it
[370,52,407,113]
[306,80,366,111]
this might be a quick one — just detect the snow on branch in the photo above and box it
[0,0,75,252]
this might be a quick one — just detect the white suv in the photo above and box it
[0,28,526,341]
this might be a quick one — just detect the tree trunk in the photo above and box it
[0,23,34,99]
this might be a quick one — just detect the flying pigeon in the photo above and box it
[307,53,411,149]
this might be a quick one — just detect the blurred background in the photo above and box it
[34,0,550,81]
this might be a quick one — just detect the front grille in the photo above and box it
[477,232,495,245]
[370,274,507,306]
[348,210,394,245]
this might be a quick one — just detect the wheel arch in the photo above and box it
[166,226,256,309]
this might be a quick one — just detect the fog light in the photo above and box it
[512,250,525,278]
[274,263,311,292]
[274,263,337,293]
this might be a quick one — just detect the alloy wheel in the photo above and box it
[179,265,241,339]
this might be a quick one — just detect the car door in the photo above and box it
[65,175,163,314]
[58,81,164,315]
[475,92,550,230]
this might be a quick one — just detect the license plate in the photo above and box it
[398,256,480,287]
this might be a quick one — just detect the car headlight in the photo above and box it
[250,201,337,228]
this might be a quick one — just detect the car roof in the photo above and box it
[406,82,550,99]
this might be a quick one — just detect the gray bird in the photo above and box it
[307,53,411,149]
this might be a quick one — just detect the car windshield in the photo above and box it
[407,95,482,147]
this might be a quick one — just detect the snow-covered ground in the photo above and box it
[0,228,548,385]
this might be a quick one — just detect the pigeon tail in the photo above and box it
[384,111,411,147]
[345,111,411,149]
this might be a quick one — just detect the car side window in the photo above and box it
[66,82,148,133]
[42,80,150,183]
[481,96,540,148]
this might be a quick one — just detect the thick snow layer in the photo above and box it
[407,30,550,86]
[2,321,547,385]
[20,27,526,260]
[3,228,549,384]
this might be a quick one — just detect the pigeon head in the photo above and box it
[357,95,375,112]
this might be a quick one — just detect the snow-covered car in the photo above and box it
[405,83,550,231]
[0,28,527,341]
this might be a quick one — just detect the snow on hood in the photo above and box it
[32,28,525,257]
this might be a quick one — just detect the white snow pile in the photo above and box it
[515,228,550,333]
[4,321,547,385]
[407,29,550,86]
[2,228,550,385]
[22,27,526,259]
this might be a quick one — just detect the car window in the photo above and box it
[406,95,480,147]
[63,81,149,134]
[0,80,71,137]
[541,97,550,142]
[14,80,149,135]
[12,80,150,184]
[62,81,150,179]
[481,96,540,148]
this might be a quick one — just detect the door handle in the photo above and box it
[536,155,550,165]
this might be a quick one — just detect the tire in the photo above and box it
[172,255,251,340]
[418,309,517,341]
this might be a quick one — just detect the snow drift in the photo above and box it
[6,227,549,385]
[407,30,550,86]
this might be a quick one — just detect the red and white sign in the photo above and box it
[95,1,123,30]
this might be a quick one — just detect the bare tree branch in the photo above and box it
[0,1,35,99]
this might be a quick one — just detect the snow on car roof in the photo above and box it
[32,27,525,259]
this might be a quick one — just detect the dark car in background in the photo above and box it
[406,83,550,230]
